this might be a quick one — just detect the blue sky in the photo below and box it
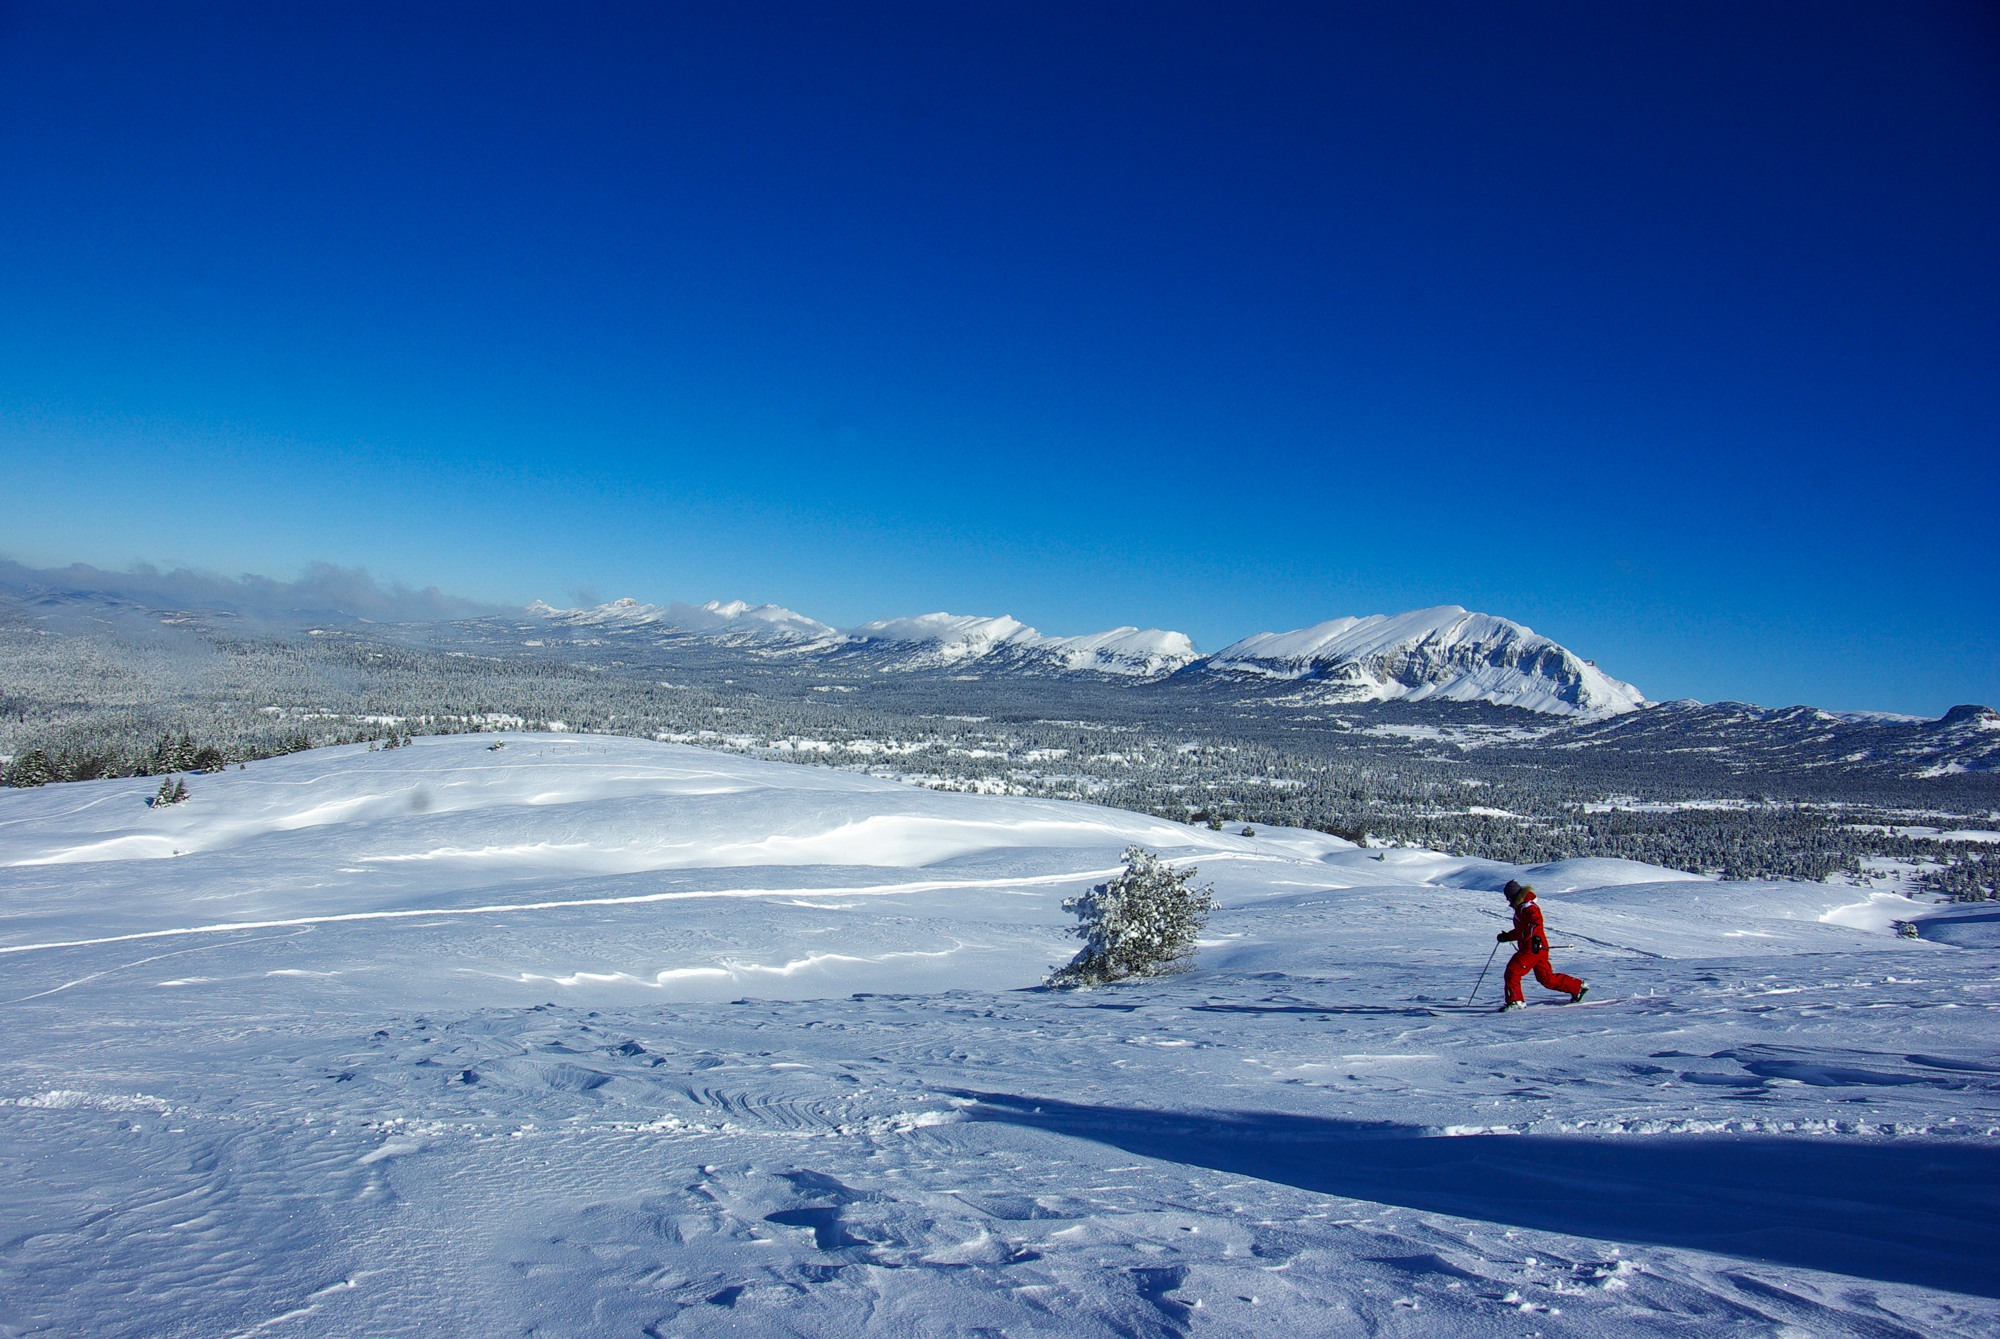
[1,2,1995,714]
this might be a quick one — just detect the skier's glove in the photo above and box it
[1496,932,1509,942]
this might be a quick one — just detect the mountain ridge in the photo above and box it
[528,596,1645,717]
[0,565,1978,731]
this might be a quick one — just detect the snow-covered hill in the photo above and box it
[1209,605,1648,716]
[526,597,835,644]
[835,613,1200,678]
[3,734,1994,1336]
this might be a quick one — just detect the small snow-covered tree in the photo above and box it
[152,730,199,774]
[1046,846,1216,989]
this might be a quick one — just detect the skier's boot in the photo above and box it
[1570,983,1590,1004]
[1497,1000,1525,1012]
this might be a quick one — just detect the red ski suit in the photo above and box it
[1498,890,1583,1003]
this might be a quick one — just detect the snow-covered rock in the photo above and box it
[1206,605,1647,717]
[1042,625,1200,677]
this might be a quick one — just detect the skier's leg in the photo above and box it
[1503,952,1532,1003]
[1533,958,1584,996]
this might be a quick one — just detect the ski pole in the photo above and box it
[1467,940,1501,1004]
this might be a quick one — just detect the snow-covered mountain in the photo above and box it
[526,597,835,644]
[528,599,1200,678]
[527,597,1643,709]
[1207,605,1647,717]
[835,613,1200,678]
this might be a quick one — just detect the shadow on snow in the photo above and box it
[952,1090,2000,1299]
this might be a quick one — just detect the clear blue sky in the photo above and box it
[1,3,1995,714]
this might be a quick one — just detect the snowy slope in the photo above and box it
[3,735,1995,1338]
[1209,605,1648,716]
[840,611,1043,668]
[1910,704,2000,775]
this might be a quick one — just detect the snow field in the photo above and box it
[2,734,1995,1337]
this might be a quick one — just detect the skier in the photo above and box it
[1495,880,1588,1011]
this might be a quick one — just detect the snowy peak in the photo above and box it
[527,598,1199,677]
[848,612,1040,653]
[528,597,835,643]
[1045,626,1200,677]
[1208,605,1646,717]
[1911,704,2000,775]
[839,612,1199,677]
[670,599,838,641]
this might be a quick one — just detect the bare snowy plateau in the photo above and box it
[3,733,1996,1338]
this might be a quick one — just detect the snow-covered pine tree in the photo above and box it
[3,749,54,788]
[1045,845,1216,989]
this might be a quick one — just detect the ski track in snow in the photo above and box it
[1,734,1995,1338]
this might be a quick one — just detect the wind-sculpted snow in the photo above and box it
[2,734,1996,1337]
[1210,605,1649,716]
[0,735,1233,875]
